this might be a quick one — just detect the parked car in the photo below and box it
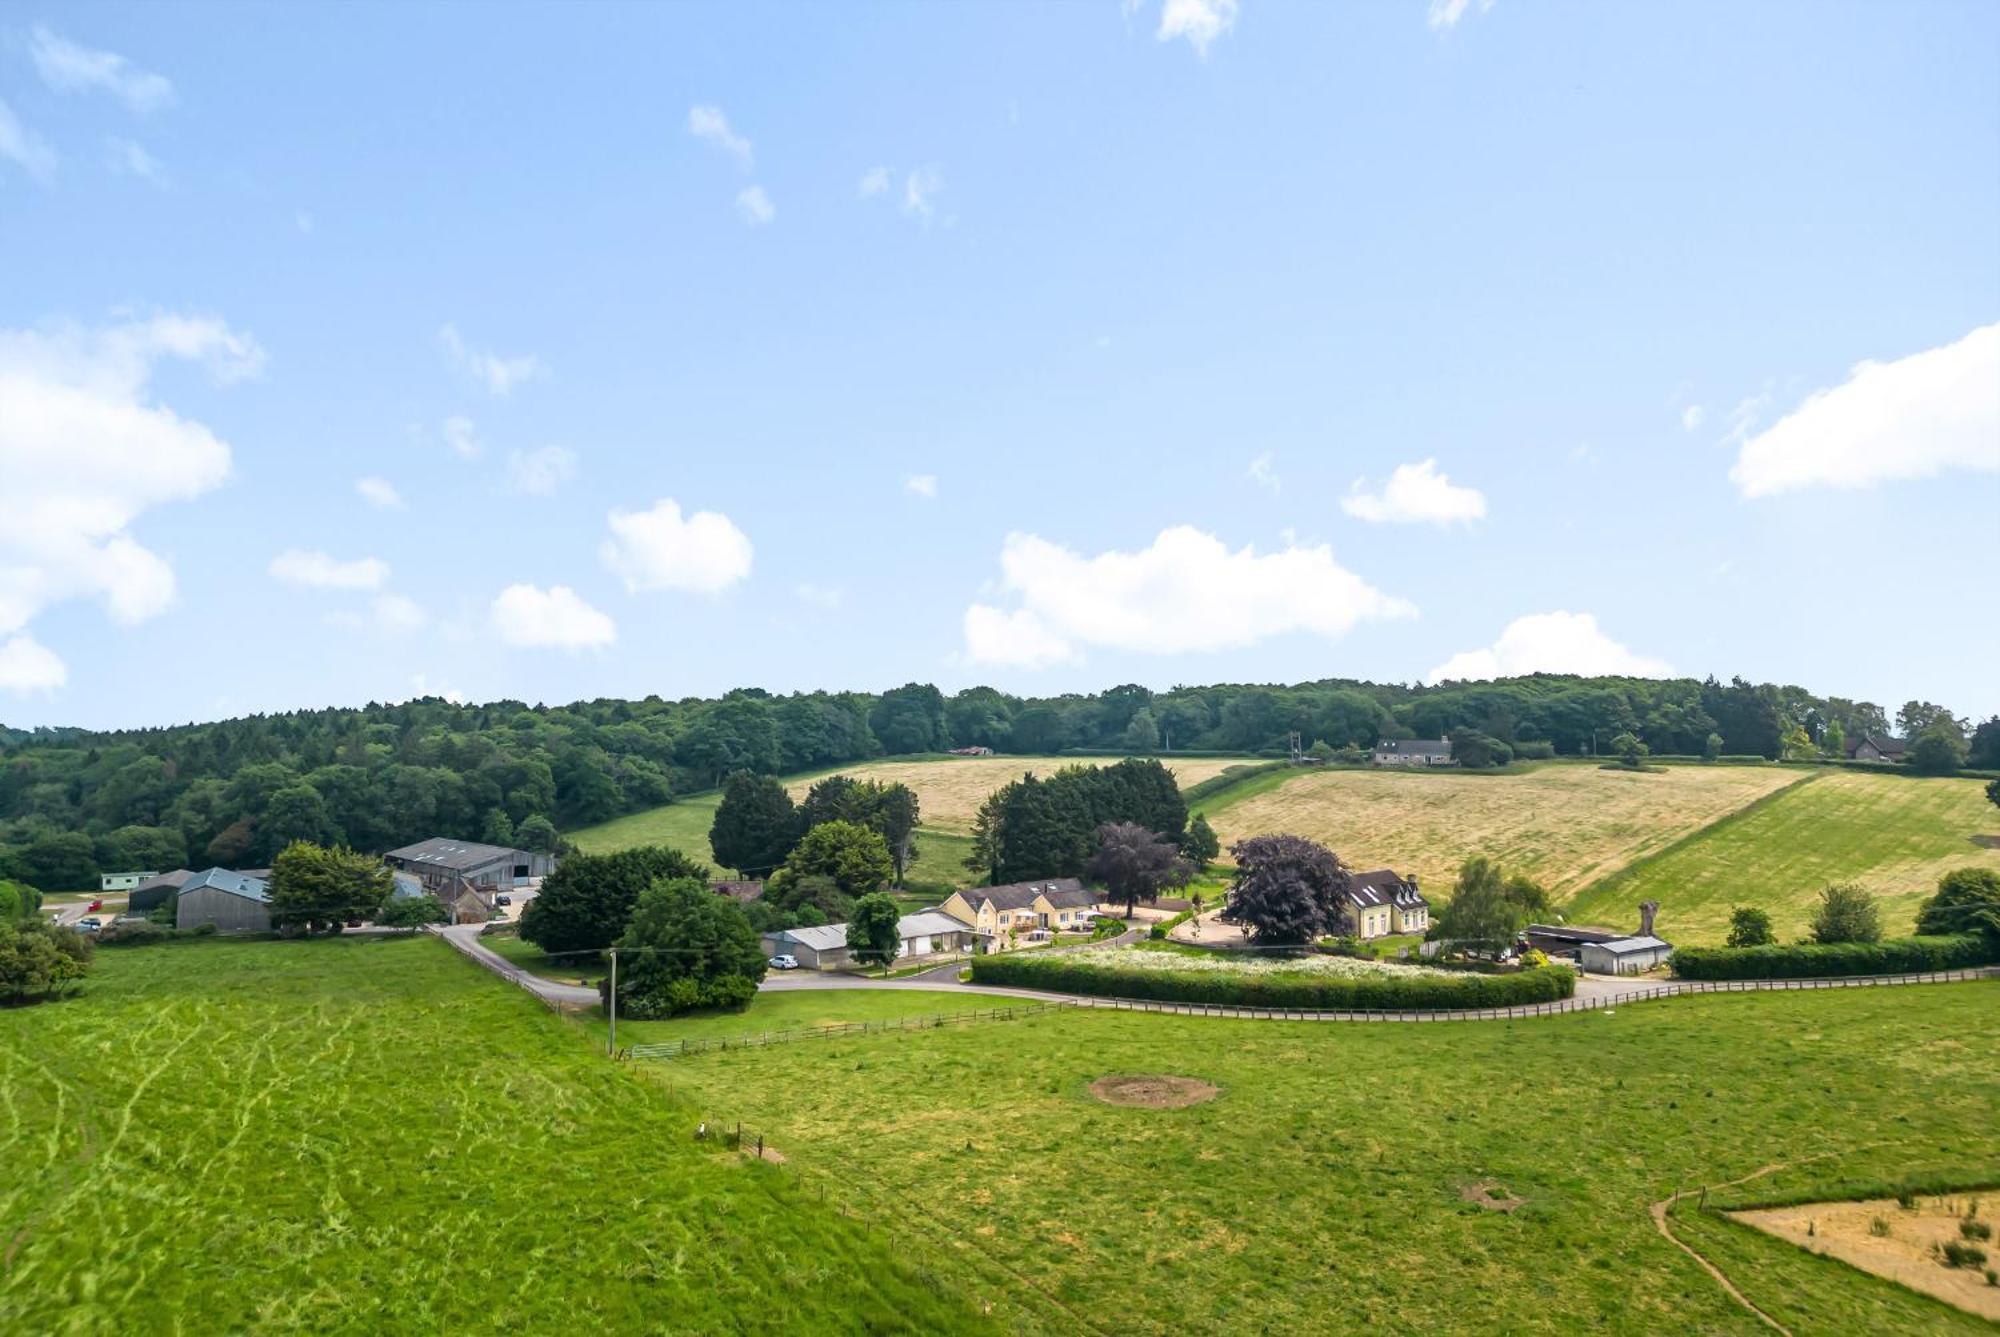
[77,917,103,934]
[495,894,512,907]
[768,954,800,970]
[87,899,103,913]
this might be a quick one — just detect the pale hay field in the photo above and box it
[784,755,1261,834]
[1207,763,1808,903]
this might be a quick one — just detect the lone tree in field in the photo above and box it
[1726,906,1776,947]
[709,770,802,878]
[1087,822,1193,918]
[268,842,393,935]
[1809,882,1883,945]
[1224,834,1348,945]
[1610,732,1649,769]
[1914,868,2000,942]
[520,845,710,956]
[606,878,767,1018]
[846,892,903,974]
[1435,855,1524,956]
[1180,813,1221,871]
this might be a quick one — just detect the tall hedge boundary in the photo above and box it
[1671,934,1997,981]
[968,953,1576,1010]
[1180,761,1295,806]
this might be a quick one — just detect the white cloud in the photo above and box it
[1730,321,2000,498]
[1155,0,1239,55]
[962,526,1414,667]
[490,583,616,651]
[1246,452,1280,493]
[795,583,844,610]
[1340,459,1487,525]
[902,167,943,221]
[269,549,390,592]
[438,323,543,395]
[0,312,260,663]
[687,104,752,168]
[355,476,404,509]
[1680,404,1705,432]
[29,26,175,114]
[106,137,164,184]
[905,473,939,499]
[370,593,428,634]
[1425,611,1670,685]
[735,184,775,226]
[0,633,67,694]
[443,414,480,460]
[0,98,57,181]
[1427,0,1496,32]
[504,445,579,495]
[295,210,315,234]
[857,166,891,197]
[600,499,754,595]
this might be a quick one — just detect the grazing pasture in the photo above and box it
[648,979,2000,1334]
[1565,770,2000,945]
[0,938,986,1334]
[1206,763,1804,899]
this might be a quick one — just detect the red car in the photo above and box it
[87,899,103,913]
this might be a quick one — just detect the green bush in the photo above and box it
[1180,761,1293,805]
[1671,934,1996,981]
[968,953,1575,1011]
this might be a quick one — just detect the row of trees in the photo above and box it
[1726,868,2000,948]
[967,759,1190,884]
[709,772,919,882]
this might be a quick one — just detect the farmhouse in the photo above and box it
[126,869,194,914]
[1577,935,1673,975]
[763,910,983,971]
[1845,734,1908,763]
[100,869,159,893]
[174,868,272,933]
[938,877,1099,946]
[1342,869,1429,940]
[1372,739,1454,767]
[384,838,553,895]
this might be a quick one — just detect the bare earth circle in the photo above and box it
[1460,1179,1524,1213]
[1088,1074,1220,1109]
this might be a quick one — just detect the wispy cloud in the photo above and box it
[106,137,165,185]
[0,98,57,182]
[439,324,543,395]
[735,184,775,226]
[1154,0,1240,56]
[269,549,390,592]
[905,473,939,499]
[1427,0,1496,32]
[795,583,844,610]
[355,476,404,510]
[504,446,579,496]
[490,584,616,651]
[443,414,480,460]
[1427,611,1669,684]
[857,166,891,197]
[1246,452,1280,493]
[902,167,943,221]
[687,104,752,168]
[1680,404,1705,432]
[29,26,175,114]
[1341,459,1487,526]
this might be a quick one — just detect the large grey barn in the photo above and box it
[175,868,272,933]
[383,838,554,894]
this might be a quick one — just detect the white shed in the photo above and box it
[1578,935,1672,975]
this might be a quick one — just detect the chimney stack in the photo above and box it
[1638,900,1659,937]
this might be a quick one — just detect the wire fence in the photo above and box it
[629,1000,1078,1060]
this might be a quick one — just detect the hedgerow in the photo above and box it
[1670,934,1996,981]
[1180,761,1295,805]
[969,952,1575,1010]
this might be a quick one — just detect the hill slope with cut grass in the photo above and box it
[1563,769,2000,944]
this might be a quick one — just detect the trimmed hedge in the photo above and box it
[1671,934,1997,981]
[1181,761,1295,805]
[968,952,1576,1010]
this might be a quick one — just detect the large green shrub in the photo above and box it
[0,918,92,1002]
[968,953,1575,1010]
[1671,934,1995,981]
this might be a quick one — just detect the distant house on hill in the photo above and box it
[762,911,982,971]
[1372,739,1454,767]
[938,877,1098,947]
[175,868,272,933]
[127,869,194,915]
[1845,734,1908,763]
[1341,870,1429,940]
[383,838,553,895]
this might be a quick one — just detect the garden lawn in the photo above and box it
[0,937,989,1335]
[1564,770,2000,944]
[481,929,608,985]
[646,979,2000,1335]
[1206,762,1804,898]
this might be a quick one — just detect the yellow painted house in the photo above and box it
[1342,869,1429,941]
[938,877,1100,950]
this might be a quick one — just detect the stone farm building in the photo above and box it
[175,868,272,933]
[938,877,1100,947]
[1845,734,1908,763]
[1372,739,1454,766]
[762,911,982,971]
[1342,869,1429,940]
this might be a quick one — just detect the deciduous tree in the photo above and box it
[1907,726,1968,776]
[1726,906,1775,947]
[709,771,802,878]
[1914,868,2000,941]
[1086,822,1192,917]
[1224,834,1347,945]
[268,842,393,934]
[520,845,710,955]
[1435,855,1524,955]
[770,820,893,905]
[1180,813,1221,870]
[847,892,903,973]
[1809,882,1882,945]
[606,878,766,1018]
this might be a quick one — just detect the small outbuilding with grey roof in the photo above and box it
[175,868,273,933]
[383,838,553,894]
[762,910,985,971]
[127,869,195,915]
[1577,935,1673,976]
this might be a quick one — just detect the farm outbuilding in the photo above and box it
[384,838,553,894]
[127,869,194,915]
[100,870,159,893]
[763,911,984,972]
[1577,935,1672,975]
[174,868,272,933]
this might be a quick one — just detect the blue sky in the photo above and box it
[4,0,1997,730]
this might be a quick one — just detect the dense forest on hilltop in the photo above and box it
[2,674,1992,890]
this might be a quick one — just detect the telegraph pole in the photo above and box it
[607,947,618,1057]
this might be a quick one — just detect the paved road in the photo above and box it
[434,922,599,1008]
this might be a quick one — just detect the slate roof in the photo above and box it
[130,869,194,896]
[1588,935,1671,955]
[771,911,977,955]
[179,868,270,902]
[1847,734,1908,758]
[384,837,526,871]
[1373,739,1453,759]
[956,877,1094,913]
[1343,868,1428,910]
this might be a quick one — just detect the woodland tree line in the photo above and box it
[3,673,1992,889]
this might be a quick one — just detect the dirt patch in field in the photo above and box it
[1729,1194,2000,1321]
[743,1143,787,1165]
[1460,1180,1525,1213]
[1088,1074,1219,1109]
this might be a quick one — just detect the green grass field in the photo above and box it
[0,938,989,1334]
[650,979,2000,1334]
[608,987,991,1046]
[1564,770,2000,944]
